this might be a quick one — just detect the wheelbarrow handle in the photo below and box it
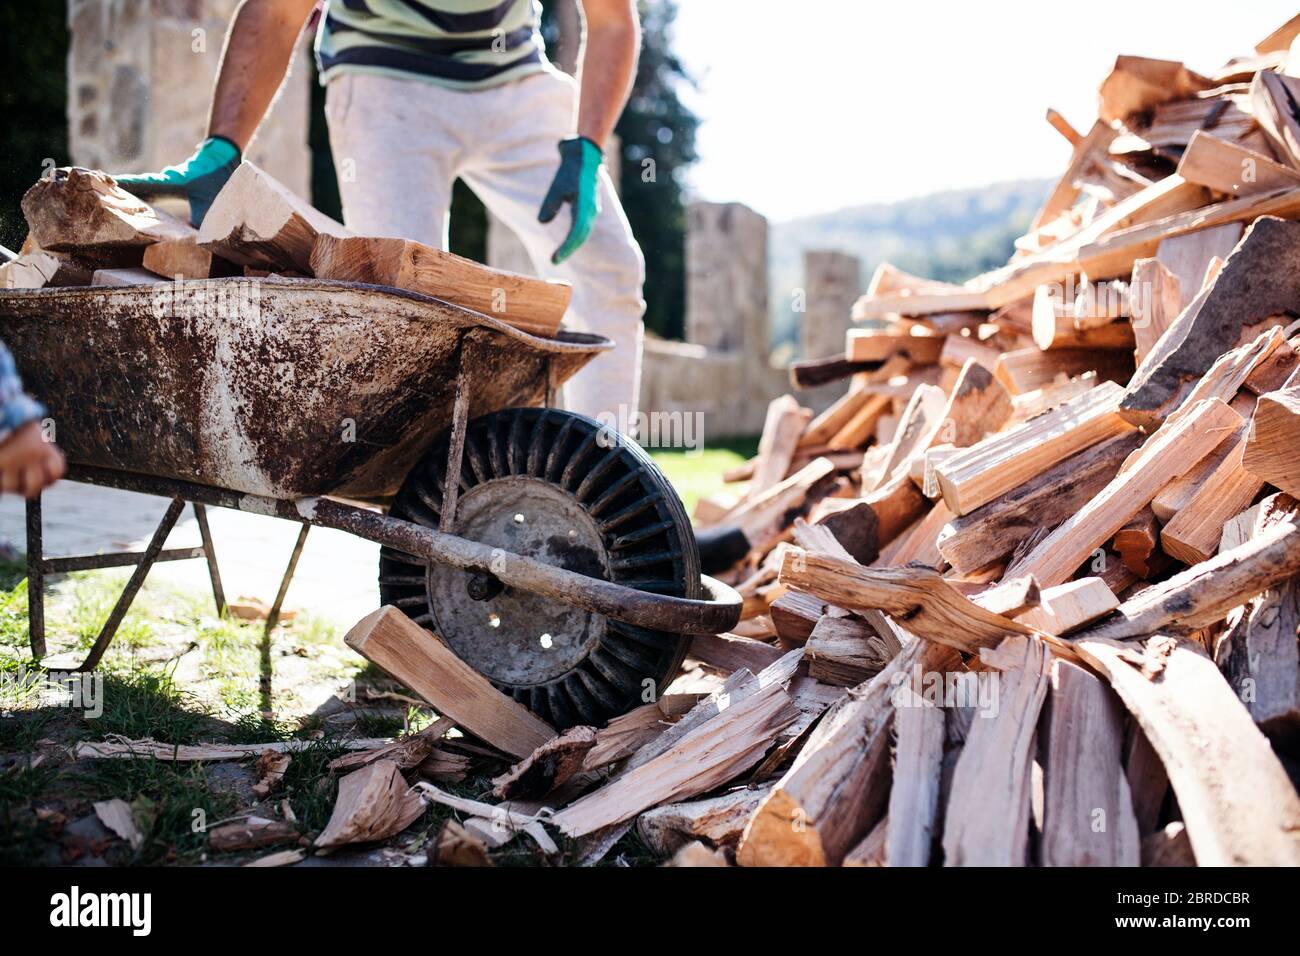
[308,498,743,635]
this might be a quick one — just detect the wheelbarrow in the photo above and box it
[0,276,741,728]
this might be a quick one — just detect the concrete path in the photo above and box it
[0,480,381,629]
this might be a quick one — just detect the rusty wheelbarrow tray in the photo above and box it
[0,278,741,725]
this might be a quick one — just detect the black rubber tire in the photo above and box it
[379,407,700,728]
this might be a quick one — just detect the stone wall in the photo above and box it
[67,0,311,202]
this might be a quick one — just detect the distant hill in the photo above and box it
[768,178,1051,351]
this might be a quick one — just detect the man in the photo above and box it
[119,0,646,423]
[0,344,64,497]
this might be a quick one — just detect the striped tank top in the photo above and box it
[315,0,549,90]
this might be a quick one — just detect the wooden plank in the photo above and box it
[1176,130,1300,197]
[344,606,555,760]
[1243,380,1300,497]
[934,381,1134,515]
[199,161,351,274]
[1039,659,1140,866]
[1007,398,1243,587]
[942,637,1052,866]
[937,431,1143,574]
[1015,578,1119,636]
[310,233,570,338]
[1123,217,1300,425]
[1073,635,1300,865]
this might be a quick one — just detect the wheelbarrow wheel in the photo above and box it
[379,407,701,729]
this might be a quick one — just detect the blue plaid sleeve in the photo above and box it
[0,342,46,445]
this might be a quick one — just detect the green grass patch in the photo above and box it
[650,435,758,515]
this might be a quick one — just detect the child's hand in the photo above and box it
[0,421,65,497]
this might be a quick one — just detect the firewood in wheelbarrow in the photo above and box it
[310,234,571,338]
[21,167,194,263]
[198,160,350,274]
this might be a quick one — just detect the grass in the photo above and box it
[649,435,758,514]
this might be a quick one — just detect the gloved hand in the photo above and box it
[114,136,242,228]
[538,136,603,265]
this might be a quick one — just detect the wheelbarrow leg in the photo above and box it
[78,496,185,672]
[265,523,309,636]
[192,503,226,617]
[25,494,45,661]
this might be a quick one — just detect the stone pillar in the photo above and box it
[685,202,768,355]
[801,250,861,360]
[67,0,311,201]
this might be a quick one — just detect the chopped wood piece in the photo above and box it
[1155,221,1242,314]
[1218,561,1300,741]
[1015,578,1118,636]
[884,698,945,867]
[1251,70,1300,167]
[199,161,350,273]
[21,167,194,255]
[1071,518,1300,642]
[779,549,1033,655]
[1039,659,1139,866]
[1073,635,1300,865]
[965,575,1041,618]
[141,235,238,279]
[935,381,1134,516]
[994,346,1133,394]
[328,717,455,773]
[878,500,953,569]
[1176,130,1300,197]
[937,431,1142,574]
[1161,426,1265,564]
[747,395,810,498]
[935,359,1014,449]
[942,637,1052,866]
[1243,380,1300,498]
[73,736,392,761]
[315,760,426,850]
[243,848,306,868]
[1123,217,1300,425]
[581,696,697,770]
[1031,284,1135,350]
[311,233,572,337]
[433,820,494,867]
[1097,56,1212,123]
[842,816,889,867]
[551,680,799,838]
[0,252,61,289]
[209,816,300,854]
[663,842,730,866]
[90,267,163,286]
[1142,822,1197,867]
[689,631,784,674]
[1128,258,1182,366]
[1007,398,1243,587]
[636,787,769,857]
[93,799,143,850]
[845,329,944,364]
[344,606,555,760]
[1124,724,1169,837]
[769,590,829,644]
[805,614,899,686]
[864,383,947,491]
[490,726,597,801]
[1112,507,1165,577]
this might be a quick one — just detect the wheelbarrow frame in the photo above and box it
[23,345,742,671]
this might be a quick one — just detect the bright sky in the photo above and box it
[672,0,1298,222]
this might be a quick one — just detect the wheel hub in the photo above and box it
[426,476,609,686]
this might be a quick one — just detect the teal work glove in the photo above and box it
[538,136,603,265]
[114,136,241,228]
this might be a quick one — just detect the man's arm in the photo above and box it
[574,0,640,148]
[208,0,320,149]
[114,0,316,225]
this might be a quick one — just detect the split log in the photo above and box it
[20,167,193,256]
[1015,578,1119,636]
[1128,258,1182,366]
[937,431,1143,574]
[550,679,799,837]
[1072,635,1300,865]
[209,816,300,854]
[1007,397,1243,587]
[941,637,1052,866]
[490,726,597,800]
[804,614,899,687]
[314,760,426,850]
[769,590,829,644]
[199,161,350,273]
[1112,507,1165,578]
[1176,130,1300,197]
[344,606,555,760]
[1039,659,1140,866]
[90,267,163,286]
[1124,724,1169,837]
[884,696,945,867]
[0,252,62,290]
[994,347,1133,394]
[636,787,770,857]
[1251,70,1300,167]
[1121,217,1300,425]
[934,381,1134,515]
[1070,518,1300,642]
[311,233,572,338]
[688,632,785,675]
[845,329,944,365]
[141,235,238,279]
[779,549,1034,655]
[746,394,810,497]
[1161,426,1265,564]
[1097,56,1212,124]
[581,695,698,770]
[1155,221,1242,313]
[1243,380,1300,498]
